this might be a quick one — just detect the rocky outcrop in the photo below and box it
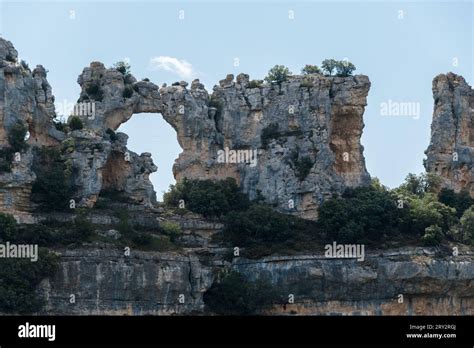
[74,62,371,219]
[0,38,158,218]
[0,38,65,222]
[1,36,371,220]
[161,73,371,219]
[425,73,474,196]
[39,246,474,315]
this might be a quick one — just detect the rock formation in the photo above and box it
[1,37,473,317]
[39,246,474,315]
[0,38,65,222]
[425,73,474,196]
[0,37,372,221]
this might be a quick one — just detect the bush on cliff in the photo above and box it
[421,225,444,246]
[264,65,292,84]
[301,64,321,75]
[318,174,462,246]
[260,123,280,147]
[68,116,84,131]
[462,207,474,240]
[0,213,17,241]
[223,204,313,247]
[317,185,406,243]
[163,178,249,218]
[31,147,72,211]
[8,121,28,153]
[438,188,474,217]
[203,270,279,315]
[0,249,59,313]
[0,213,59,313]
[113,61,131,75]
[321,59,357,77]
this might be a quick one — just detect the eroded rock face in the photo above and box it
[38,246,474,315]
[76,61,371,219]
[0,38,158,218]
[425,73,474,196]
[1,35,372,220]
[159,73,372,219]
[0,38,64,221]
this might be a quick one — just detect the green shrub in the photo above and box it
[123,86,133,98]
[438,188,474,217]
[0,249,59,313]
[335,60,356,77]
[261,123,280,147]
[248,80,263,88]
[321,59,357,77]
[406,194,456,234]
[290,151,313,181]
[160,221,182,242]
[106,128,118,142]
[459,206,474,244]
[131,233,153,247]
[301,64,321,75]
[264,65,292,84]
[85,83,103,101]
[0,147,14,173]
[0,213,17,241]
[321,59,338,76]
[223,204,310,246]
[203,271,278,315]
[299,79,314,88]
[163,178,249,218]
[421,225,444,246]
[31,147,72,211]
[317,186,406,243]
[8,121,28,153]
[113,61,131,75]
[68,116,84,131]
[53,120,67,132]
[395,173,441,197]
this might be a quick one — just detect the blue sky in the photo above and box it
[1,0,472,199]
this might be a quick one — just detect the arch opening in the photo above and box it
[116,112,181,201]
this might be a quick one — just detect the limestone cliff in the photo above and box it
[1,37,474,317]
[425,73,474,196]
[39,246,473,315]
[0,37,371,221]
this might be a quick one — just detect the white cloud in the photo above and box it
[149,56,196,79]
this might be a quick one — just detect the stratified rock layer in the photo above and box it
[425,73,474,196]
[39,246,473,315]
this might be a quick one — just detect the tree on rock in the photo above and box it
[335,60,356,77]
[301,64,321,75]
[113,61,131,75]
[321,59,338,76]
[264,65,292,84]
